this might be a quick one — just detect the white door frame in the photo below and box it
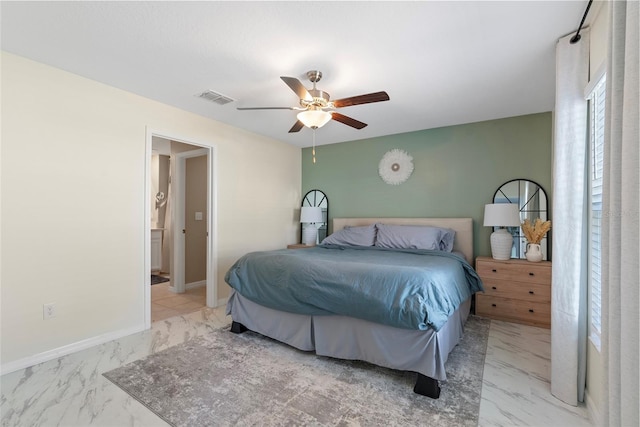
[144,128,218,329]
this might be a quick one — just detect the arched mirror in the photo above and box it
[301,190,329,243]
[493,179,549,260]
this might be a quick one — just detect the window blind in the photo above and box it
[588,74,606,340]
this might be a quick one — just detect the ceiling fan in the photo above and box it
[237,70,390,133]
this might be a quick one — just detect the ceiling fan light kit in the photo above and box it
[297,109,332,129]
[237,70,390,133]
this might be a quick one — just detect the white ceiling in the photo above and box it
[1,1,588,148]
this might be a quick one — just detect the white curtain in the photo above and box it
[551,29,590,405]
[601,1,639,425]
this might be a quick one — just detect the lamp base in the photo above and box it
[302,226,318,246]
[490,228,513,260]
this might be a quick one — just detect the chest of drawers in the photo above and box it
[475,256,552,328]
[287,244,314,249]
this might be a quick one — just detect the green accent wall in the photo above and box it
[302,112,552,258]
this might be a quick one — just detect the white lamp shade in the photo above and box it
[483,203,521,227]
[297,110,332,129]
[300,206,323,223]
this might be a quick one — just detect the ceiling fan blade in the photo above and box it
[331,112,367,129]
[332,91,390,108]
[288,120,305,133]
[281,76,313,101]
[237,106,296,110]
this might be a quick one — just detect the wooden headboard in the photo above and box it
[332,218,474,263]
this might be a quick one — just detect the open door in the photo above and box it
[173,148,209,294]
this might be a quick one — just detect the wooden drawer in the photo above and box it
[287,244,314,249]
[476,294,551,328]
[482,278,551,303]
[476,258,551,285]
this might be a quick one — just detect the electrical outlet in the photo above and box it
[43,303,56,320]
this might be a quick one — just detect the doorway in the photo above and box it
[145,130,217,328]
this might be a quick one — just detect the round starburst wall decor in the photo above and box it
[378,149,414,185]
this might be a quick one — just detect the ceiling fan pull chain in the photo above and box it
[312,130,317,164]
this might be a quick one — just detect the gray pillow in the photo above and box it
[439,228,456,252]
[320,224,376,247]
[375,223,455,252]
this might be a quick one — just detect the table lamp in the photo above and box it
[483,203,520,260]
[300,206,323,246]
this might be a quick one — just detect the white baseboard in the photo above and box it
[584,389,603,426]
[0,323,146,376]
[186,280,206,290]
[169,280,205,293]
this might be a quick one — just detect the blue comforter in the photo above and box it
[224,245,484,331]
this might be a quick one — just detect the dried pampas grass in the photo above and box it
[521,218,551,244]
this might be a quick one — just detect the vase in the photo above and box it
[525,243,543,262]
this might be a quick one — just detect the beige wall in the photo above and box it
[0,52,301,369]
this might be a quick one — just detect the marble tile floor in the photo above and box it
[478,321,592,427]
[151,282,206,322]
[1,309,594,427]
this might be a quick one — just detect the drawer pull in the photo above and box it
[492,269,497,273]
[492,286,497,290]
[529,272,535,276]
[529,309,534,313]
[492,304,497,307]
[529,291,534,294]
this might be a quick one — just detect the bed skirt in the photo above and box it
[226,290,471,381]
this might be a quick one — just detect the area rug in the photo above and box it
[151,274,170,285]
[104,316,490,426]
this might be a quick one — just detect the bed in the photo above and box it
[225,217,482,398]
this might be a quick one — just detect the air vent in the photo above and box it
[196,90,234,105]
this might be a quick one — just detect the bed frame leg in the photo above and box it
[414,373,441,399]
[230,321,248,334]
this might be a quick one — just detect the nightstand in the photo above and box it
[287,244,314,249]
[475,256,552,328]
